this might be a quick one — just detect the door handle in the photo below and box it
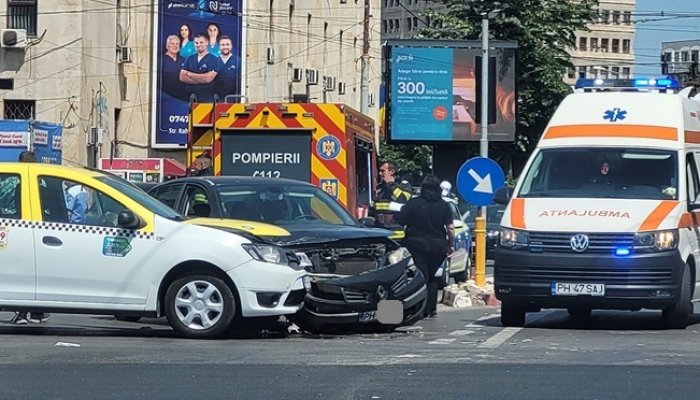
[42,236,63,247]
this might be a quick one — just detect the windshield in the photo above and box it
[464,204,506,223]
[518,148,678,200]
[216,184,357,226]
[95,175,184,220]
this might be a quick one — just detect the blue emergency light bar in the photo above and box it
[574,77,680,91]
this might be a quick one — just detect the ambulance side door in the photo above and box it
[689,153,700,287]
[0,168,35,300]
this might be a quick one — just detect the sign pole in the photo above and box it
[475,16,490,288]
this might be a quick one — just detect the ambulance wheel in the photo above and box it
[114,315,141,323]
[662,263,692,329]
[501,303,526,327]
[165,275,236,339]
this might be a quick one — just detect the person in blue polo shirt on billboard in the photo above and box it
[179,33,220,102]
[215,35,241,100]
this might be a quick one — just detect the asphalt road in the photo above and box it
[1,306,700,399]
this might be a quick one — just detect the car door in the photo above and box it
[0,169,35,300]
[32,173,158,305]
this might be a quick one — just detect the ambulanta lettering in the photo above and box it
[232,152,301,164]
[539,210,631,218]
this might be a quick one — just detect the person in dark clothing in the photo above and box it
[395,174,455,319]
[194,153,213,176]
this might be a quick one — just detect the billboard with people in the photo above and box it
[151,0,244,148]
[385,40,517,143]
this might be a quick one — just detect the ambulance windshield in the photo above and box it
[518,148,678,200]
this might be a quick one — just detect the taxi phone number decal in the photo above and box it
[102,236,133,257]
[0,227,7,251]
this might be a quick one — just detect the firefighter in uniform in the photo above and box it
[372,161,412,228]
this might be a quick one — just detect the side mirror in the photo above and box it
[117,211,142,230]
[359,217,376,227]
[493,186,513,205]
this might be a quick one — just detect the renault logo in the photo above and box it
[570,234,589,252]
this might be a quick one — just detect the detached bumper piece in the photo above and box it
[292,258,427,333]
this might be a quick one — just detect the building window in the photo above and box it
[8,0,37,36]
[395,19,400,32]
[692,50,699,62]
[611,66,620,77]
[622,39,630,54]
[3,100,35,119]
[600,10,610,24]
[612,39,619,53]
[567,67,575,79]
[406,17,411,31]
[382,20,387,33]
[578,36,587,51]
[674,52,680,62]
[682,51,690,62]
[383,0,388,7]
[623,11,632,24]
[413,17,418,31]
[389,19,394,32]
[590,38,598,51]
[612,11,620,24]
[600,38,609,53]
[578,66,587,78]
[622,67,631,78]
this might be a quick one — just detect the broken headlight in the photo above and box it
[387,247,412,266]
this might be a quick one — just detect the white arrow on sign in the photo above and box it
[468,169,493,194]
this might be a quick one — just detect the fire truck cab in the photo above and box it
[186,102,379,218]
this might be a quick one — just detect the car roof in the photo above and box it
[154,176,315,187]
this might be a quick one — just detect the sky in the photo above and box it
[635,0,700,76]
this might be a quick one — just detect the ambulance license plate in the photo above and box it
[551,282,605,296]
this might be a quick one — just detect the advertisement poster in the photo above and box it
[0,120,61,164]
[386,41,517,143]
[151,0,244,148]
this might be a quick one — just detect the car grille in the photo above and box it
[528,232,635,254]
[342,288,368,303]
[496,266,674,286]
[332,260,378,275]
[391,270,410,293]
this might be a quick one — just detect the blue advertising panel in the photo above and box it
[151,0,244,148]
[0,120,61,164]
[386,40,517,143]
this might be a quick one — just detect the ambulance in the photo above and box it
[494,78,700,328]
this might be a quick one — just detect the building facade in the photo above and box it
[567,0,636,84]
[661,39,700,76]
[0,0,381,165]
[380,0,444,40]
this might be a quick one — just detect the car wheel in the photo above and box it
[114,315,142,323]
[500,303,526,327]
[165,275,237,339]
[662,263,693,329]
[567,307,592,319]
[453,257,471,283]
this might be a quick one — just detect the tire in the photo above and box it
[567,307,592,319]
[164,275,237,339]
[662,263,693,329]
[501,303,526,327]
[453,257,471,283]
[114,315,142,323]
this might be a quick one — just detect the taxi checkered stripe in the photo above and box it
[0,219,154,240]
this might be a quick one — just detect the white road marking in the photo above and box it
[448,330,473,336]
[465,313,499,329]
[429,338,457,345]
[477,327,522,349]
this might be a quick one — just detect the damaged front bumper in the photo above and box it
[292,257,427,332]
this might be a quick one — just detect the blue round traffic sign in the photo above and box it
[456,157,506,206]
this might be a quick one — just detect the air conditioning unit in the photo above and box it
[324,76,336,91]
[306,69,319,85]
[89,127,104,146]
[0,29,27,49]
[292,67,304,82]
[338,81,346,95]
[119,46,133,63]
[266,47,275,65]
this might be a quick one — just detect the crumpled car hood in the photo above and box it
[268,224,395,246]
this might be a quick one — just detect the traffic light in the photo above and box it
[0,29,27,49]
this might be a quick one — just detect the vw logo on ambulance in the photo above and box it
[570,234,590,253]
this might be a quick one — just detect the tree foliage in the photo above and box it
[409,0,599,174]
[379,142,433,184]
